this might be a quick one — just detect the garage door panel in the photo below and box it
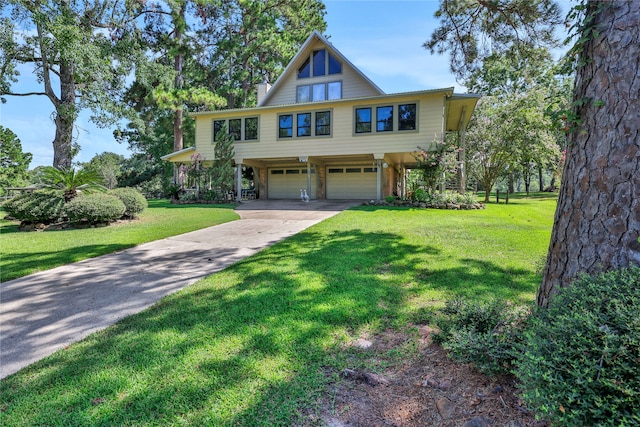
[268,168,317,199]
[326,166,377,199]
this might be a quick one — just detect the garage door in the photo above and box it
[268,168,317,199]
[326,166,377,199]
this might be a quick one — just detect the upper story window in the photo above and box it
[354,102,418,135]
[297,113,312,137]
[377,106,393,132]
[298,49,342,79]
[313,50,326,76]
[278,110,332,139]
[214,117,259,142]
[229,119,241,141]
[398,104,416,130]
[355,108,372,133]
[279,115,293,138]
[296,81,342,103]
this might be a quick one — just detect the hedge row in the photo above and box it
[2,187,147,226]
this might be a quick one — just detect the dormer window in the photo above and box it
[298,49,342,79]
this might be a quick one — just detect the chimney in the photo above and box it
[257,78,271,105]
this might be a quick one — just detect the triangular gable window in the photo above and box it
[328,53,342,74]
[298,57,310,79]
[298,49,342,79]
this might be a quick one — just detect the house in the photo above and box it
[161,31,479,201]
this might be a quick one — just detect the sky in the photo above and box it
[1,0,570,168]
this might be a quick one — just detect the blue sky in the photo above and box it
[1,0,570,168]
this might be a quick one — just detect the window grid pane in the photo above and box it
[328,81,341,100]
[297,113,311,137]
[399,104,417,130]
[245,117,258,140]
[213,120,225,142]
[297,85,310,103]
[355,108,372,133]
[298,57,310,78]
[229,119,241,141]
[316,111,331,136]
[312,84,325,101]
[377,106,393,132]
[328,53,342,75]
[313,49,326,77]
[279,115,293,138]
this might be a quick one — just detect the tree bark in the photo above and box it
[538,1,640,307]
[52,59,77,168]
[538,166,544,192]
[173,3,186,154]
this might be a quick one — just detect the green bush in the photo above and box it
[435,297,527,375]
[65,193,126,224]
[413,188,429,202]
[461,192,478,205]
[110,187,147,218]
[1,190,65,223]
[517,267,640,426]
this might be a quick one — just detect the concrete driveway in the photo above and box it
[0,199,357,379]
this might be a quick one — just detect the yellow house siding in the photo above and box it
[193,92,446,163]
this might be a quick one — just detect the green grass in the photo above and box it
[0,195,557,426]
[0,200,239,282]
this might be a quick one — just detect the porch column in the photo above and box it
[236,163,243,202]
[376,159,382,201]
[457,107,467,194]
[306,162,311,198]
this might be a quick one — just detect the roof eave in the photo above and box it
[160,146,196,161]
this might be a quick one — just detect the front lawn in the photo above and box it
[0,195,557,426]
[0,200,239,282]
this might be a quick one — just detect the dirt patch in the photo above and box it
[313,327,546,427]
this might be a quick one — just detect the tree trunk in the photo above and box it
[538,166,544,192]
[173,3,185,154]
[52,59,77,168]
[538,1,640,307]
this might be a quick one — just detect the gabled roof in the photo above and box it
[258,30,385,107]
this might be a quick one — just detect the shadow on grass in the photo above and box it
[0,244,134,283]
[0,228,541,426]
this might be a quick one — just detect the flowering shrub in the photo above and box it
[413,138,461,192]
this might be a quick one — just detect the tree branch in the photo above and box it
[36,20,59,106]
[3,91,49,97]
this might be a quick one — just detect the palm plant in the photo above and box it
[39,166,106,202]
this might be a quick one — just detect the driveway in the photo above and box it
[0,199,358,379]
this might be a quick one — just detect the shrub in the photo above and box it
[1,190,65,223]
[517,267,640,426]
[110,187,147,218]
[385,195,396,203]
[461,192,478,205]
[435,297,528,375]
[65,193,126,224]
[413,188,429,203]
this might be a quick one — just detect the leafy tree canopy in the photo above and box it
[0,125,32,191]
